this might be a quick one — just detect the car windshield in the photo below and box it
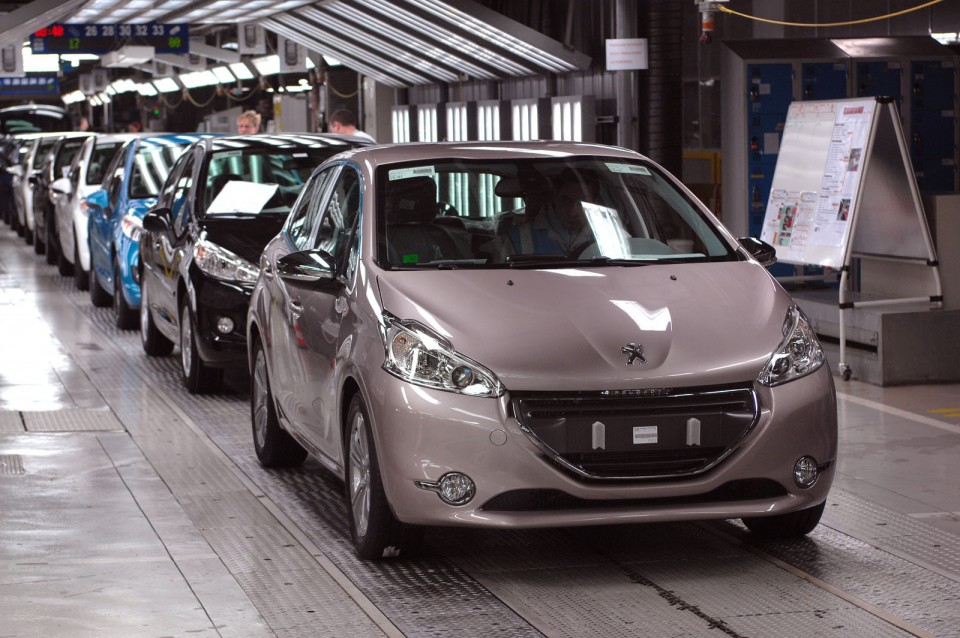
[376,157,735,269]
[200,148,340,217]
[129,144,190,198]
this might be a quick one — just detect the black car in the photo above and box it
[30,133,92,270]
[139,133,370,393]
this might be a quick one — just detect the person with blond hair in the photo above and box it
[237,110,261,134]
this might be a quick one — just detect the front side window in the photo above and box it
[54,137,86,177]
[86,141,123,185]
[130,143,193,199]
[314,168,361,270]
[376,158,735,269]
[288,166,339,251]
[171,154,196,237]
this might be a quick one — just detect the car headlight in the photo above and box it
[120,214,142,242]
[382,314,503,397]
[757,305,825,386]
[193,237,260,284]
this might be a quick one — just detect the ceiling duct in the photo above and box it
[100,45,155,68]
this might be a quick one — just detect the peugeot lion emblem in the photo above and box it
[621,343,646,365]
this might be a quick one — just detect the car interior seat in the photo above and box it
[384,176,468,264]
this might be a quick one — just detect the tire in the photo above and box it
[113,257,137,330]
[344,394,423,560]
[251,340,307,468]
[44,217,58,265]
[140,277,173,356]
[88,252,112,308]
[742,501,826,539]
[57,241,74,277]
[74,236,89,291]
[33,229,44,255]
[179,302,223,394]
[24,225,33,245]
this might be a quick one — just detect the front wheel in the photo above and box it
[88,249,112,308]
[251,340,307,468]
[179,302,222,394]
[140,277,173,356]
[113,257,137,330]
[344,394,423,560]
[742,501,826,539]
[74,236,89,290]
[56,240,74,277]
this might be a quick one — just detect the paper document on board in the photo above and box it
[207,181,279,214]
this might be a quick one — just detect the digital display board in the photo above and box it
[29,23,190,55]
[0,76,59,96]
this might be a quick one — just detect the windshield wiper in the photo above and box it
[506,254,573,268]
[585,256,656,266]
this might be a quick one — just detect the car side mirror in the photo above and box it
[143,207,172,234]
[277,249,338,286]
[738,236,777,268]
[51,176,71,197]
[28,174,38,186]
[85,189,108,213]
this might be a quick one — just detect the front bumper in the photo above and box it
[191,271,252,366]
[366,365,838,529]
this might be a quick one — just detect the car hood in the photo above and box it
[375,262,793,391]
[200,215,287,264]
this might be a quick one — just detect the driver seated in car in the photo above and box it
[506,171,599,256]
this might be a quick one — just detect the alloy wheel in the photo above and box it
[349,413,371,539]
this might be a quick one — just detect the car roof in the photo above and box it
[337,140,645,169]
[137,133,219,148]
[206,132,370,153]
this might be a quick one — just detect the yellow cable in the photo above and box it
[328,84,359,99]
[717,0,944,28]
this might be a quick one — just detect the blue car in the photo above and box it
[86,134,217,328]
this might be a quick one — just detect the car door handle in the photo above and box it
[288,300,303,315]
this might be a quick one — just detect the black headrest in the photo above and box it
[385,176,437,224]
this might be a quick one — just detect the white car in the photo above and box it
[52,133,133,289]
[12,133,61,246]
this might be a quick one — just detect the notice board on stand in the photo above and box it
[758,96,941,380]
[759,96,933,269]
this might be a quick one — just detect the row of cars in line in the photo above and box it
[2,122,838,561]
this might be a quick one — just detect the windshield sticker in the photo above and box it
[606,163,650,176]
[389,166,436,181]
[402,253,419,264]
[217,150,243,159]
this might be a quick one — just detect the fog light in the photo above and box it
[216,317,235,334]
[414,472,475,505]
[793,456,819,488]
[439,472,475,504]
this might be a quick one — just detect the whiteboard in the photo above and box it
[760,98,877,268]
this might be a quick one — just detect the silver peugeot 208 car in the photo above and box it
[247,141,837,560]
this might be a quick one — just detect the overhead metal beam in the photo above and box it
[189,39,240,64]
[0,0,89,48]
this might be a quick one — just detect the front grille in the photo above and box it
[512,384,759,481]
[481,479,786,512]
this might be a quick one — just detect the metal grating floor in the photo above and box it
[5,230,960,638]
